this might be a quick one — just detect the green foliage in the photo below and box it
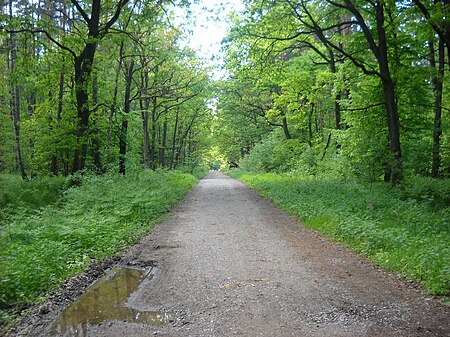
[0,175,66,211]
[218,0,450,181]
[230,171,450,296]
[0,171,196,320]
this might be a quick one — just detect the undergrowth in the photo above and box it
[229,170,449,297]
[0,170,197,329]
[0,174,66,215]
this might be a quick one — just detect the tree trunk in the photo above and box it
[375,1,402,183]
[327,50,342,130]
[150,96,157,169]
[141,103,151,170]
[10,84,26,180]
[308,104,314,147]
[119,59,134,175]
[72,42,97,173]
[430,38,444,178]
[105,42,124,170]
[176,114,197,167]
[50,68,64,175]
[50,3,67,175]
[160,118,168,168]
[170,110,179,169]
[7,0,26,179]
[281,112,292,139]
[91,73,102,173]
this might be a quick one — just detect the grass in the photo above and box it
[0,170,197,329]
[229,170,449,297]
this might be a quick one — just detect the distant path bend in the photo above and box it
[43,172,450,336]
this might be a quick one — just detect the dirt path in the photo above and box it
[22,172,449,336]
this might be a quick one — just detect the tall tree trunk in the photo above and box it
[50,2,67,175]
[430,38,444,178]
[72,42,97,173]
[281,111,292,139]
[106,42,124,170]
[170,110,179,169]
[119,60,134,175]
[7,0,26,179]
[10,84,26,180]
[141,99,151,170]
[51,63,65,175]
[160,118,168,168]
[327,49,342,130]
[375,1,402,183]
[175,114,197,167]
[308,104,314,147]
[91,73,103,173]
[150,96,157,169]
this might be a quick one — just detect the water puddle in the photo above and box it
[50,267,175,336]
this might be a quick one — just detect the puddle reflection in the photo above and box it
[50,268,174,336]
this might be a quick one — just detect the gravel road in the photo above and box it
[20,172,449,336]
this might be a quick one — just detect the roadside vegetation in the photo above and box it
[0,170,198,329]
[229,170,449,297]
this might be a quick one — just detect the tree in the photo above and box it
[69,0,130,173]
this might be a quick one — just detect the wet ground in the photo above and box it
[49,267,175,336]
[8,172,450,336]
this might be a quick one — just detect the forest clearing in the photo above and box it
[1,0,449,336]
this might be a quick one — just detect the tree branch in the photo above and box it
[70,0,91,24]
[2,27,77,59]
[102,0,131,36]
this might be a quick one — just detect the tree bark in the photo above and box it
[373,1,402,183]
[327,48,342,130]
[170,110,179,169]
[160,118,168,168]
[430,38,444,178]
[119,59,134,175]
[7,0,26,179]
[50,68,65,175]
[106,42,124,170]
[91,73,103,173]
[72,36,97,173]
[150,96,158,169]
[141,103,151,170]
[281,112,292,139]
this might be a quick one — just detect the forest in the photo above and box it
[0,0,449,331]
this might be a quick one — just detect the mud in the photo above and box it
[49,267,175,337]
[7,172,450,336]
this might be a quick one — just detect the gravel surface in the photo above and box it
[13,172,450,336]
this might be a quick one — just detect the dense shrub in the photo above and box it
[0,174,66,211]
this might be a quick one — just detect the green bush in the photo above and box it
[240,130,320,174]
[0,174,66,211]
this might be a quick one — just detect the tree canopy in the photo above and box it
[0,0,448,181]
[215,0,449,181]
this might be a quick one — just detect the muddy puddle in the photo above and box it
[50,267,175,336]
